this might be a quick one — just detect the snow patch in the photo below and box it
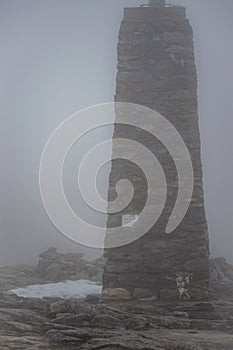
[11,280,102,299]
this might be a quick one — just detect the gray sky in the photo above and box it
[0,0,233,265]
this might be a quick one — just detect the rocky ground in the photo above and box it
[0,250,233,349]
[0,248,103,293]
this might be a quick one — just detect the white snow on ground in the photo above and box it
[11,280,102,299]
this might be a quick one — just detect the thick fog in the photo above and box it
[0,0,232,266]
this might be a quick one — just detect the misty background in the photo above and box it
[0,0,233,266]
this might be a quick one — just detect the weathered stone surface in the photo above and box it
[1,263,233,349]
[210,257,233,300]
[133,288,154,299]
[35,247,104,283]
[103,2,209,300]
[103,288,132,300]
[160,289,180,301]
[42,297,233,349]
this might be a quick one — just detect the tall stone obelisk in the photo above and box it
[103,0,209,300]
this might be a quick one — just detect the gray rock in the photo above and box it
[160,289,180,301]
[34,247,104,283]
[133,288,154,299]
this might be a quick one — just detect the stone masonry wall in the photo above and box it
[103,3,209,301]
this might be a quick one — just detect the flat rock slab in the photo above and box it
[0,292,233,349]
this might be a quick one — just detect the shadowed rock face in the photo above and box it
[103,4,209,300]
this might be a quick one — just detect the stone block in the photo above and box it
[102,288,132,300]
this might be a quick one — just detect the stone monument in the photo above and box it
[103,1,209,301]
